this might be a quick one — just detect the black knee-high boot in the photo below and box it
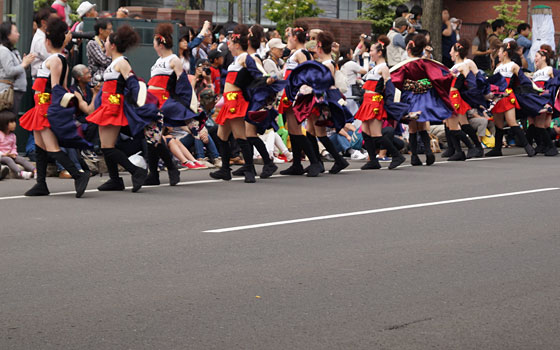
[461,124,484,157]
[511,125,535,157]
[447,130,466,161]
[380,134,406,169]
[361,133,381,170]
[534,127,545,154]
[49,151,90,197]
[103,147,146,192]
[210,137,232,180]
[409,132,422,165]
[318,136,349,174]
[98,147,125,191]
[486,128,504,157]
[157,142,179,185]
[419,130,435,165]
[237,138,256,183]
[25,146,50,196]
[248,136,278,179]
[280,134,305,175]
[541,128,558,156]
[145,143,161,186]
[298,134,322,177]
[526,124,537,146]
[306,133,324,171]
[441,126,455,158]
[457,129,476,159]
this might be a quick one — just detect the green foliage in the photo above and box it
[264,0,323,33]
[493,0,523,34]
[175,0,204,10]
[34,0,81,23]
[359,0,406,34]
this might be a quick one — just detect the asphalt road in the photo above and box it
[1,149,560,349]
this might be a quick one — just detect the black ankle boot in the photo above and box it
[318,136,349,174]
[131,167,148,192]
[448,130,466,161]
[409,133,422,166]
[98,177,125,191]
[49,150,90,198]
[210,138,232,180]
[511,125,535,157]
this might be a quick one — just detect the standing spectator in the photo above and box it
[51,0,73,26]
[441,8,457,68]
[208,49,226,95]
[472,21,492,71]
[516,23,533,71]
[30,7,54,79]
[0,22,35,114]
[72,1,97,33]
[87,18,112,83]
[395,4,409,18]
[263,38,285,77]
[489,19,506,68]
[387,17,409,67]
[191,29,213,73]
[409,5,423,30]
[339,46,367,115]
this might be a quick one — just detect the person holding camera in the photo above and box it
[87,18,113,84]
[192,59,214,99]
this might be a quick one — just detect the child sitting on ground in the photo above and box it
[0,110,35,179]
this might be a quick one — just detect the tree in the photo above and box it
[264,0,322,33]
[422,0,443,61]
[175,0,204,10]
[493,0,522,36]
[359,0,406,34]
[34,0,81,22]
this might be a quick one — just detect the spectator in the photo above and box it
[0,22,35,114]
[191,59,213,98]
[192,28,213,63]
[263,38,286,77]
[72,1,97,32]
[0,110,34,179]
[178,34,192,73]
[472,21,492,71]
[387,17,409,67]
[339,46,367,115]
[30,7,55,79]
[51,0,73,26]
[208,49,226,95]
[489,19,506,68]
[517,23,533,71]
[87,18,112,83]
[409,5,423,30]
[395,4,409,18]
[441,8,457,68]
[115,7,129,18]
[71,64,101,149]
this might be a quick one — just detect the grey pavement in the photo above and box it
[1,149,560,349]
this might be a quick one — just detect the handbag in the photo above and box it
[0,79,14,110]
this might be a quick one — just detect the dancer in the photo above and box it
[485,41,535,157]
[390,34,454,166]
[209,25,276,183]
[87,25,154,192]
[354,35,407,170]
[446,39,485,160]
[279,25,323,177]
[20,18,90,197]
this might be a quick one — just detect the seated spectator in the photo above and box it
[162,128,207,170]
[71,64,101,151]
[0,110,34,179]
[328,123,367,160]
[191,58,214,98]
[257,129,292,163]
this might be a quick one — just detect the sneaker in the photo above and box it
[197,159,215,168]
[273,156,286,164]
[59,170,73,179]
[182,161,206,169]
[0,166,9,180]
[20,171,33,180]
[212,158,223,168]
[229,156,245,165]
[376,156,391,162]
[350,150,367,160]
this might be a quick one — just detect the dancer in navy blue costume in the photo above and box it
[21,18,90,197]
[390,34,454,166]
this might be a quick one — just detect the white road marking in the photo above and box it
[0,154,530,201]
[204,187,559,233]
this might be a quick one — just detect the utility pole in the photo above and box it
[422,0,443,62]
[17,0,34,54]
[237,0,243,24]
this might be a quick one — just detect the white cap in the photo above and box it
[267,38,287,50]
[77,1,96,18]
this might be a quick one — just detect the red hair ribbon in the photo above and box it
[455,43,463,49]
[377,40,385,48]
[155,34,166,44]
[293,27,304,33]
[231,33,241,41]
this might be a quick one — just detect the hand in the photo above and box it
[63,31,72,47]
[266,77,277,85]
[332,42,340,53]
[74,91,84,101]
[210,42,218,51]
[199,128,208,142]
[116,7,129,18]
[7,153,17,159]
[345,135,352,142]
[21,53,36,68]
[202,21,211,35]
[93,83,101,94]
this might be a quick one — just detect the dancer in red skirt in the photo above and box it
[21,18,90,197]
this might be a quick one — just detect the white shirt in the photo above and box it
[341,61,362,85]
[30,29,49,78]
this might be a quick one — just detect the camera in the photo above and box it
[71,31,95,40]
[203,67,211,76]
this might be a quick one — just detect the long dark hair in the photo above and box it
[476,21,490,51]
[179,34,191,60]
[0,109,17,134]
[338,46,352,68]
[0,22,15,50]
